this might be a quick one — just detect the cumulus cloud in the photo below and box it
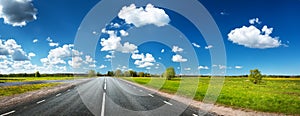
[33,39,38,43]
[184,67,191,71]
[100,31,137,53]
[213,65,227,69]
[198,66,209,70]
[28,52,35,57]
[235,66,243,69]
[228,25,281,49]
[132,53,156,68]
[118,4,170,27]
[172,46,184,53]
[192,43,200,48]
[99,64,107,69]
[68,56,83,68]
[172,54,187,62]
[119,30,129,37]
[41,44,81,66]
[0,39,30,61]
[249,18,261,24]
[205,45,213,49]
[46,37,59,47]
[105,54,114,59]
[0,0,37,27]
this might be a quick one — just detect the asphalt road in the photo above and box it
[0,77,215,116]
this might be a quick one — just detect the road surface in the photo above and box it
[0,77,215,116]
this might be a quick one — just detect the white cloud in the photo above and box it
[198,66,209,70]
[213,65,227,69]
[120,30,129,36]
[68,56,83,68]
[118,4,170,27]
[92,31,98,35]
[235,66,243,69]
[172,46,184,53]
[0,0,37,27]
[161,49,165,53]
[40,44,81,66]
[89,64,96,68]
[205,45,213,49]
[105,54,114,59]
[99,64,107,69]
[46,37,59,47]
[228,25,281,49]
[172,54,187,62]
[0,39,30,61]
[33,39,38,43]
[132,53,156,68]
[184,67,191,71]
[49,43,59,47]
[249,18,261,24]
[100,31,137,53]
[28,52,35,57]
[131,53,144,59]
[192,43,200,48]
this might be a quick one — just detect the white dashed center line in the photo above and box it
[0,110,15,116]
[192,113,198,116]
[148,94,154,97]
[101,92,106,116]
[56,93,61,96]
[163,101,173,106]
[36,99,45,104]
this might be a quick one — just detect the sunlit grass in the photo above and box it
[123,77,300,115]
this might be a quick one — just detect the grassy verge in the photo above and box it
[0,77,80,83]
[122,77,300,115]
[0,83,62,97]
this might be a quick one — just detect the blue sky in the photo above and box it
[0,0,299,75]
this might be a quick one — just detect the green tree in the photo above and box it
[138,72,145,77]
[114,70,122,77]
[35,71,41,77]
[88,70,96,77]
[164,67,175,80]
[248,69,263,84]
[107,71,114,76]
[123,71,130,77]
[128,70,137,77]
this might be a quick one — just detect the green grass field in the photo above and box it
[0,83,61,97]
[123,77,300,115]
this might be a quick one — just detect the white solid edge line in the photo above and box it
[148,94,154,97]
[36,99,46,104]
[0,110,15,116]
[101,93,106,116]
[163,101,173,106]
[192,114,198,116]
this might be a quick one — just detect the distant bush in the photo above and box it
[248,69,263,84]
[164,67,175,80]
